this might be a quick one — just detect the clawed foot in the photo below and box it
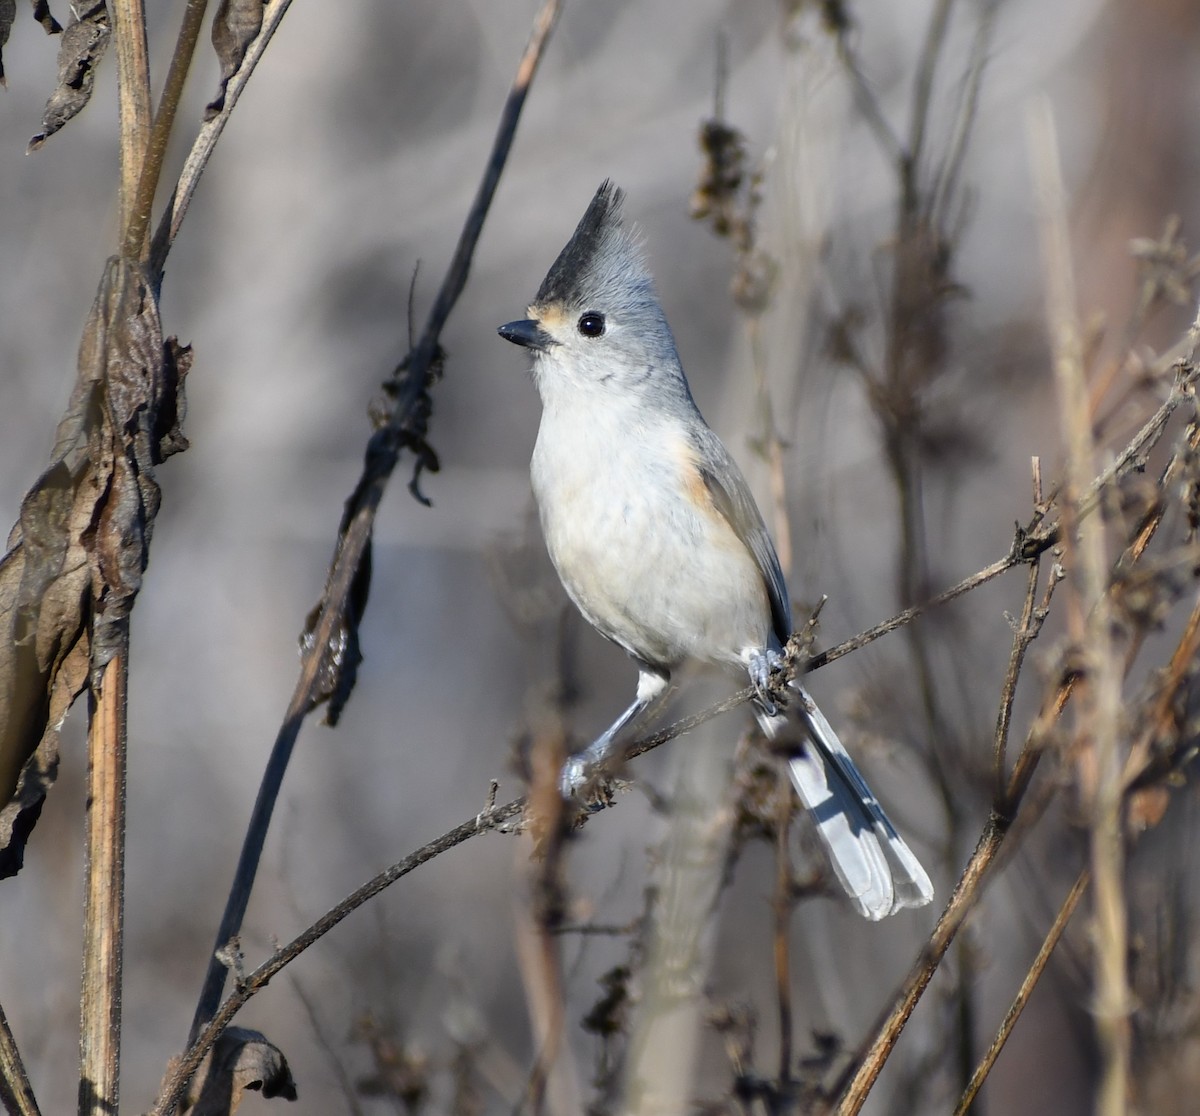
[560,754,589,798]
[559,754,613,813]
[748,649,785,715]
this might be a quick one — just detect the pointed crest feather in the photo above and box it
[534,181,649,310]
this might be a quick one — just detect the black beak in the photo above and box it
[498,319,553,353]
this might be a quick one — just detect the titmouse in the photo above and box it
[498,181,932,920]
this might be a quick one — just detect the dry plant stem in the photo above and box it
[992,539,1044,802]
[125,0,211,262]
[290,977,366,1116]
[773,786,794,1084]
[184,0,562,1049]
[831,565,1071,1115]
[930,2,996,223]
[0,999,41,1116]
[110,0,152,244]
[831,814,1006,1116]
[1124,589,1200,784]
[149,0,297,280]
[151,796,525,1116]
[78,10,152,1100]
[1032,101,1130,1116]
[952,869,1090,1116]
[828,711,1067,1116]
[514,730,573,1116]
[79,638,129,1116]
[906,0,954,204]
[1120,412,1200,571]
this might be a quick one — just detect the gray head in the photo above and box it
[498,182,693,406]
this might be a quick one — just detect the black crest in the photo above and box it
[534,181,625,308]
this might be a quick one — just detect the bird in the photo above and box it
[497,181,933,920]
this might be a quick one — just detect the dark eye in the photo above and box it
[577,311,606,338]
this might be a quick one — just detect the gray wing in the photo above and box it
[692,426,792,647]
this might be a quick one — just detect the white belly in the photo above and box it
[531,411,771,671]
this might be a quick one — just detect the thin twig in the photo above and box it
[906,0,954,207]
[0,998,41,1116]
[930,1,997,225]
[1123,588,1200,790]
[992,483,1048,802]
[125,0,211,263]
[952,869,1089,1116]
[150,796,526,1116]
[150,0,298,279]
[773,782,794,1085]
[830,813,1006,1116]
[79,638,129,1116]
[183,0,562,1051]
[291,977,366,1116]
[830,29,904,166]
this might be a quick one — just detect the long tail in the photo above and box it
[758,683,933,921]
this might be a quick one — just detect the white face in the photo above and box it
[524,292,683,408]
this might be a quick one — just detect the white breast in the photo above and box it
[531,397,772,672]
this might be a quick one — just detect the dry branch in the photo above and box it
[0,998,40,1116]
[953,869,1090,1116]
[181,0,563,1060]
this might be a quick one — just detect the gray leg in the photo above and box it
[561,668,670,796]
[746,648,784,715]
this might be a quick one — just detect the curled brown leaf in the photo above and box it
[205,0,266,120]
[31,1,62,34]
[0,257,188,876]
[27,0,108,151]
[182,1027,298,1114]
[0,1,15,87]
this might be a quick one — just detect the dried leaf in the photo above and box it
[0,0,57,87]
[31,1,62,34]
[205,0,266,120]
[1127,784,1170,834]
[0,1,14,87]
[0,257,186,876]
[183,1027,298,1115]
[27,1,108,152]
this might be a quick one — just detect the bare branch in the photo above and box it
[182,0,563,1057]
[124,0,211,262]
[953,869,1089,1116]
[150,795,526,1116]
[0,998,41,1116]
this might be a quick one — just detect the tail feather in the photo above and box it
[760,684,934,921]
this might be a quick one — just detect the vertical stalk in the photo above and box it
[79,635,129,1116]
[1030,100,1129,1116]
[109,0,153,248]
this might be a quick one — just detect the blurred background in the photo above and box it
[2,0,1200,1112]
